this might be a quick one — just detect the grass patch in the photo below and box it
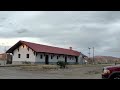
[85,69,101,75]
[19,65,59,71]
[42,65,58,70]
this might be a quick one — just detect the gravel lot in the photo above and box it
[0,64,113,79]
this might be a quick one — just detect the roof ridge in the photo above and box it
[20,40,80,53]
[6,40,80,56]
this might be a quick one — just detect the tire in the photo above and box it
[110,74,120,79]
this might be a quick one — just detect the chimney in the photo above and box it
[69,47,72,50]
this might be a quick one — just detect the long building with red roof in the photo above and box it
[6,40,83,64]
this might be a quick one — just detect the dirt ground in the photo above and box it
[0,64,114,79]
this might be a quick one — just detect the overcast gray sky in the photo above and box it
[0,11,120,57]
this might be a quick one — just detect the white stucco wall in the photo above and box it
[12,44,36,64]
[12,44,81,64]
[78,54,83,64]
[35,53,77,64]
[35,53,45,63]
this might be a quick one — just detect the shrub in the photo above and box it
[22,61,31,64]
[57,61,68,69]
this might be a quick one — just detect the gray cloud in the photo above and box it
[0,11,120,57]
[16,28,29,34]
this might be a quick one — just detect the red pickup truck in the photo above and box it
[102,65,120,79]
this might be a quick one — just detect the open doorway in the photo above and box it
[65,56,67,63]
[75,56,78,63]
[45,55,49,64]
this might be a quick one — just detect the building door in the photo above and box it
[6,54,12,64]
[65,56,67,63]
[75,56,78,63]
[45,55,49,64]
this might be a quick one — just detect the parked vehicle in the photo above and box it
[102,65,120,79]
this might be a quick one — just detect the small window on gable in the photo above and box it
[26,54,29,58]
[18,54,21,58]
[40,55,43,59]
[12,52,14,55]
[27,47,29,51]
[18,48,19,52]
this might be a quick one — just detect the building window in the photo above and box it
[26,54,29,58]
[27,47,29,51]
[18,48,19,52]
[57,56,59,59]
[40,55,43,59]
[12,52,14,55]
[33,51,35,55]
[18,54,21,58]
[51,55,53,59]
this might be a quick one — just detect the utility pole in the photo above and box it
[3,43,6,66]
[93,47,94,64]
[88,47,91,59]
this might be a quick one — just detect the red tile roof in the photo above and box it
[6,40,80,56]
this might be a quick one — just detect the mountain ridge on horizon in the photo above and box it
[88,55,120,63]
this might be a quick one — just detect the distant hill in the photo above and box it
[88,56,120,64]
